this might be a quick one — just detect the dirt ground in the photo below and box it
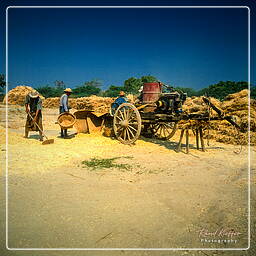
[0,103,255,256]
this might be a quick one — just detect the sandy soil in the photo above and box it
[0,103,255,256]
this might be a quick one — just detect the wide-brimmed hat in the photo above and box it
[119,91,125,96]
[29,91,39,98]
[64,88,72,93]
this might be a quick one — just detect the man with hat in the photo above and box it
[59,88,72,138]
[24,91,43,141]
[111,91,128,115]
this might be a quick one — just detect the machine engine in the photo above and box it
[155,91,187,114]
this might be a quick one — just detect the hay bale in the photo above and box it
[3,85,44,105]
[224,89,248,101]
[75,95,114,113]
[182,96,221,115]
[42,97,76,109]
[180,90,255,145]
[42,95,114,114]
[206,89,255,145]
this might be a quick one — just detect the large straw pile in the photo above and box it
[75,96,114,113]
[3,86,44,105]
[208,89,255,145]
[182,96,221,115]
[42,97,77,109]
[180,90,255,145]
[43,95,114,113]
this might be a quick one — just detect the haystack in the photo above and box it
[75,95,114,113]
[3,86,44,105]
[43,95,114,114]
[182,96,221,115]
[42,97,77,109]
[215,89,256,145]
[179,90,255,145]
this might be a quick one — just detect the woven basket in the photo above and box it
[57,112,76,129]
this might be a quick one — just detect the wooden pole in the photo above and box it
[199,127,205,152]
[186,129,189,154]
[196,129,199,150]
[176,129,185,152]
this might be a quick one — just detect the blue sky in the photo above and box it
[2,3,252,90]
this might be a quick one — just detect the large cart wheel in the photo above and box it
[151,122,177,140]
[113,103,141,144]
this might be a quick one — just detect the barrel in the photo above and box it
[142,82,161,103]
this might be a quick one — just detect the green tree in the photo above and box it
[54,80,65,90]
[37,85,61,98]
[123,77,142,94]
[123,75,159,94]
[103,85,125,97]
[72,85,100,97]
[141,75,158,83]
[250,85,256,99]
[173,86,198,97]
[197,81,249,100]
[0,74,6,95]
[84,79,102,88]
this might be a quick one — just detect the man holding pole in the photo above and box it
[24,91,43,141]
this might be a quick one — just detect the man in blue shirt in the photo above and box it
[111,91,128,115]
[59,88,72,138]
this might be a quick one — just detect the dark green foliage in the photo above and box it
[72,85,101,98]
[37,85,63,98]
[37,80,102,98]
[0,74,6,95]
[173,87,198,97]
[123,75,158,94]
[71,79,102,97]
[54,80,65,90]
[197,81,249,100]
[141,75,158,83]
[251,85,256,99]
[103,85,125,97]
[123,77,142,94]
[84,79,102,88]
[173,81,254,100]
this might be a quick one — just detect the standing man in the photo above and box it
[59,88,72,138]
[24,91,43,141]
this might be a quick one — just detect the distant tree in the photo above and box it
[141,75,158,83]
[37,85,62,98]
[197,81,249,100]
[54,80,65,90]
[0,74,6,95]
[84,79,102,88]
[123,77,142,94]
[173,86,198,97]
[72,86,100,97]
[250,85,256,99]
[103,85,125,97]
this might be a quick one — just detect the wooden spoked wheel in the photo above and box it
[113,103,142,144]
[151,122,177,140]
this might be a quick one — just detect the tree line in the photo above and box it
[0,74,255,100]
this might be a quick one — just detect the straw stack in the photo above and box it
[179,90,255,145]
[3,86,44,105]
[75,95,114,113]
[182,96,221,115]
[210,89,255,145]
